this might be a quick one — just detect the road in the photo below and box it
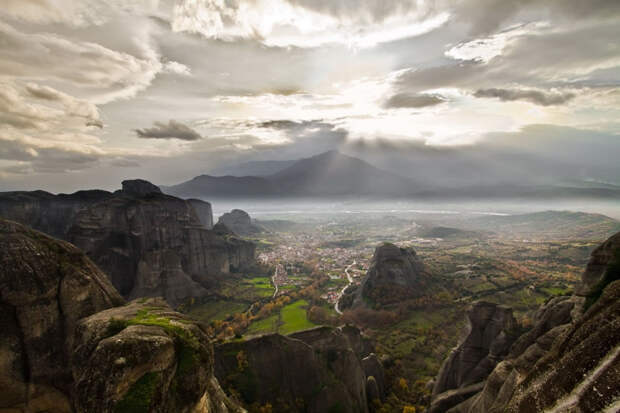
[271,264,280,298]
[334,260,356,314]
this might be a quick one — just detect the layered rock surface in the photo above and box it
[0,219,123,412]
[0,180,255,307]
[431,230,620,413]
[341,243,427,309]
[214,326,386,413]
[0,219,244,412]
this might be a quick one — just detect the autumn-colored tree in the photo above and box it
[403,406,416,413]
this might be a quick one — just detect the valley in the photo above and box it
[183,206,618,411]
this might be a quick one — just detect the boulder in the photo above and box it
[72,298,245,413]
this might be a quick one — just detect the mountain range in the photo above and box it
[163,150,423,198]
[163,150,620,199]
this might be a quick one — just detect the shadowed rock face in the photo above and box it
[431,302,519,407]
[67,190,255,306]
[217,209,263,236]
[343,243,427,309]
[0,220,244,413]
[0,190,112,239]
[121,179,162,197]
[432,230,620,413]
[0,181,256,308]
[214,326,385,413]
[0,219,124,412]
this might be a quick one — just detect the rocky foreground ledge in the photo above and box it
[430,231,620,413]
[0,219,244,413]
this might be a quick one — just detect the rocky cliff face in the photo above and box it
[0,219,245,413]
[0,180,256,308]
[68,184,255,307]
[0,219,123,412]
[430,302,519,412]
[0,190,111,239]
[431,231,620,413]
[214,326,386,413]
[188,199,214,229]
[342,243,427,309]
[217,209,263,236]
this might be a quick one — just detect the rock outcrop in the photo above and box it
[217,209,263,236]
[0,181,256,308]
[0,190,111,239]
[0,219,123,412]
[72,297,245,413]
[67,186,255,307]
[0,219,245,412]
[431,230,620,413]
[342,243,427,309]
[214,326,385,413]
[188,199,214,229]
[121,179,163,196]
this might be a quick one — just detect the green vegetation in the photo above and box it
[279,300,316,335]
[246,314,279,335]
[114,372,160,413]
[187,300,248,323]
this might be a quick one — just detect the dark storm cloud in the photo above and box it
[383,93,445,108]
[135,120,202,141]
[474,88,575,106]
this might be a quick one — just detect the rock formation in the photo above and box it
[217,209,263,236]
[72,297,245,413]
[431,230,620,412]
[188,198,214,229]
[0,180,256,308]
[430,302,519,412]
[0,219,245,412]
[0,219,122,411]
[0,189,111,239]
[341,243,427,309]
[121,178,162,196]
[214,326,385,413]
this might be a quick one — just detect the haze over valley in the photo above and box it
[1,1,619,413]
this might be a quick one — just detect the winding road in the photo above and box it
[271,264,281,298]
[334,260,356,314]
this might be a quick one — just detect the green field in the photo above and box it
[187,301,248,323]
[279,300,316,335]
[244,299,316,336]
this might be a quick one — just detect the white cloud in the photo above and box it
[172,0,448,48]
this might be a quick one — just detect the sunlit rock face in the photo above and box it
[72,298,246,413]
[432,230,620,413]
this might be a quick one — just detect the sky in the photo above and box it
[0,0,619,192]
